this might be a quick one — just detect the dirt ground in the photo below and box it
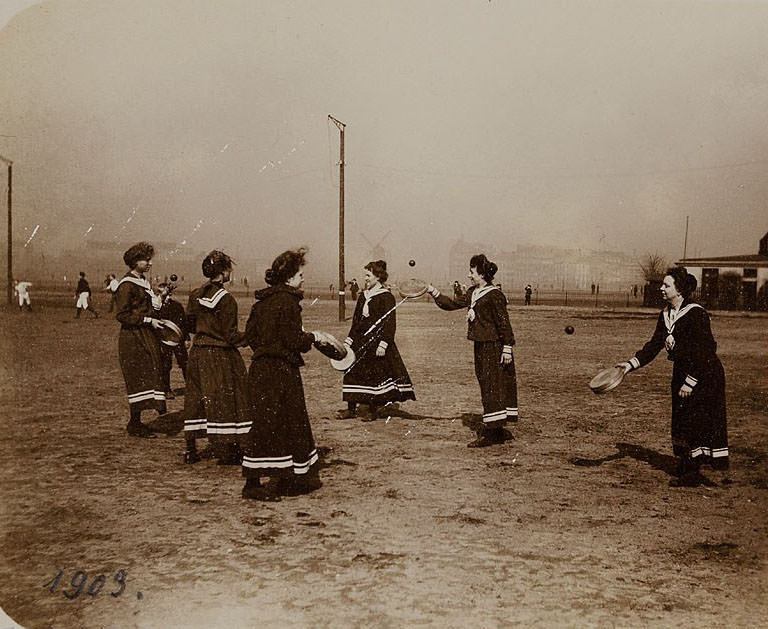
[0,297,766,628]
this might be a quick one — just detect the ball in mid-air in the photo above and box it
[408,259,416,267]
[170,274,178,282]
[564,325,575,335]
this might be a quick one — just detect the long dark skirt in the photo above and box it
[241,357,318,478]
[474,341,518,428]
[182,345,252,455]
[342,341,416,406]
[118,327,167,413]
[671,361,728,469]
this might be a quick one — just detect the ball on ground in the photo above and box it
[408,259,416,267]
[564,325,575,335]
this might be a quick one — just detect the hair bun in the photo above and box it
[264,269,276,284]
[686,273,698,293]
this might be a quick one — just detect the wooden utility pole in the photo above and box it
[682,215,689,261]
[0,156,12,306]
[329,115,346,321]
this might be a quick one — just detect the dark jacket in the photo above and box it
[628,300,720,387]
[245,284,315,366]
[115,273,156,328]
[186,281,243,348]
[433,285,515,345]
[347,288,396,350]
[76,278,91,295]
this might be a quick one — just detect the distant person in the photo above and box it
[633,284,638,298]
[75,272,99,319]
[591,283,595,295]
[349,278,359,301]
[329,282,335,299]
[426,253,518,447]
[524,284,532,306]
[106,274,119,312]
[615,267,728,487]
[14,280,32,311]
[596,284,600,295]
[156,282,188,400]
[115,242,166,438]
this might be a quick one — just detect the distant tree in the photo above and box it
[639,253,667,282]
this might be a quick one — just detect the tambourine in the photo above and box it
[156,320,183,346]
[330,347,356,372]
[313,332,348,361]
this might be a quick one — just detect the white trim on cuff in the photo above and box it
[143,316,153,324]
[684,375,698,387]
[502,345,513,353]
[628,357,640,370]
[378,341,388,350]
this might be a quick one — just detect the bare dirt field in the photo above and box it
[1,296,766,628]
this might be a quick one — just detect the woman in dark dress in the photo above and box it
[426,254,518,447]
[115,242,166,438]
[241,248,329,501]
[617,267,728,487]
[181,250,252,465]
[338,260,416,422]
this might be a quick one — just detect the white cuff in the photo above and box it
[502,345,513,354]
[684,375,698,387]
[143,317,153,324]
[429,288,440,298]
[378,341,388,350]
[344,337,353,346]
[628,357,640,371]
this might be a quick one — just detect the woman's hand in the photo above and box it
[501,348,512,365]
[614,362,631,375]
[679,383,693,398]
[426,284,439,298]
[375,345,386,357]
[149,318,164,330]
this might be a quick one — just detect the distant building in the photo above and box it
[677,231,768,311]
[448,238,643,291]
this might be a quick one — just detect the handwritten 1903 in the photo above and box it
[43,569,142,600]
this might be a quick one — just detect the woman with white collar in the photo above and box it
[426,253,518,448]
[115,242,167,438]
[338,260,416,422]
[616,267,728,487]
[181,250,252,465]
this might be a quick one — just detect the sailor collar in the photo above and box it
[663,301,703,333]
[362,285,389,317]
[198,286,229,309]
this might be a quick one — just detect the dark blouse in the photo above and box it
[186,282,243,348]
[433,285,515,346]
[245,285,315,366]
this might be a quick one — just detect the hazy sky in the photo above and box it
[1,0,767,279]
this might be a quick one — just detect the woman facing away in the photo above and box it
[240,248,331,501]
[337,260,416,422]
[181,250,252,465]
[426,253,519,448]
[616,267,728,487]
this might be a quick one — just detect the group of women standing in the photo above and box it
[115,240,728,498]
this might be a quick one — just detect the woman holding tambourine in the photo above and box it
[426,253,518,448]
[615,267,728,487]
[338,260,416,422]
[241,248,331,501]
